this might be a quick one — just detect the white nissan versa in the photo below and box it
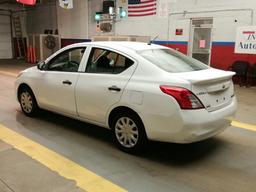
[15,41,237,153]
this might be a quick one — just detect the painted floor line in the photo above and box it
[0,71,17,77]
[0,124,127,192]
[231,120,256,132]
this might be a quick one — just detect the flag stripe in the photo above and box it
[128,7,156,13]
[128,12,156,17]
[128,3,156,9]
[140,0,156,4]
[243,31,255,34]
[128,0,157,17]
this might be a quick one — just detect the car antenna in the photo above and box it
[148,35,159,45]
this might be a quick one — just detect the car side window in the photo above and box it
[86,48,134,74]
[47,47,86,72]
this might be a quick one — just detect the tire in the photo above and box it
[111,111,147,153]
[18,87,39,117]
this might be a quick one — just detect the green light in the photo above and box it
[95,12,101,21]
[120,10,127,18]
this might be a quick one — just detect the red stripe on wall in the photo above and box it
[211,45,256,70]
[157,42,256,70]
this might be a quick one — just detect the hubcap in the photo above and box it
[20,91,33,113]
[115,117,139,148]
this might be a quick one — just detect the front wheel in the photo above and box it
[112,112,147,153]
[19,87,39,117]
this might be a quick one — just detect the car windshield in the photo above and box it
[138,48,209,73]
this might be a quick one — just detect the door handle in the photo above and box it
[62,80,72,85]
[108,86,121,92]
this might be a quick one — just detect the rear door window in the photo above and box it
[85,48,134,74]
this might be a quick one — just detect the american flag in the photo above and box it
[128,0,157,17]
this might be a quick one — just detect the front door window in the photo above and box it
[47,48,86,72]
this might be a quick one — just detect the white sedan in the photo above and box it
[15,41,237,153]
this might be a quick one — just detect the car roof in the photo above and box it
[72,41,166,51]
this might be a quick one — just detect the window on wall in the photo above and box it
[86,48,134,74]
[47,47,86,72]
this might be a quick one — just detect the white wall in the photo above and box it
[57,0,88,39]
[167,0,256,42]
[88,0,256,42]
[168,9,253,43]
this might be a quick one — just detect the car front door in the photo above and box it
[75,47,137,124]
[36,47,86,116]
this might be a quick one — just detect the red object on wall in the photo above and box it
[16,0,36,6]
[61,38,91,48]
[175,29,183,36]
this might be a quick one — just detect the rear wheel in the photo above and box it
[19,87,39,117]
[112,111,147,153]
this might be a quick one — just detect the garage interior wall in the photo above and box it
[88,0,256,69]
[0,4,27,59]
[0,11,12,59]
[89,0,256,39]
[26,0,57,35]
[57,0,89,45]
[25,0,89,47]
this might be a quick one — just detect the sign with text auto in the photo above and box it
[235,26,256,54]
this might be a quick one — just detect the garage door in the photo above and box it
[0,15,12,59]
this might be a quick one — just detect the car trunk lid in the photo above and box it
[172,68,235,112]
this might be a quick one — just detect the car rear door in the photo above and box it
[75,46,137,124]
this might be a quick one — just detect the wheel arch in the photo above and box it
[17,83,35,102]
[108,106,147,136]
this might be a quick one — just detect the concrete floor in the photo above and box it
[0,60,256,192]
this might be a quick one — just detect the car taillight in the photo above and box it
[160,85,204,110]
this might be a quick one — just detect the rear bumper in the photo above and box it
[143,97,237,143]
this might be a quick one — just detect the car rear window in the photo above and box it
[138,48,209,72]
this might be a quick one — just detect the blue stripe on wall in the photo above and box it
[212,42,235,46]
[152,40,188,45]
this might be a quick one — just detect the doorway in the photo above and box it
[190,18,213,65]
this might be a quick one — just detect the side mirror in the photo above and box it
[37,61,45,70]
